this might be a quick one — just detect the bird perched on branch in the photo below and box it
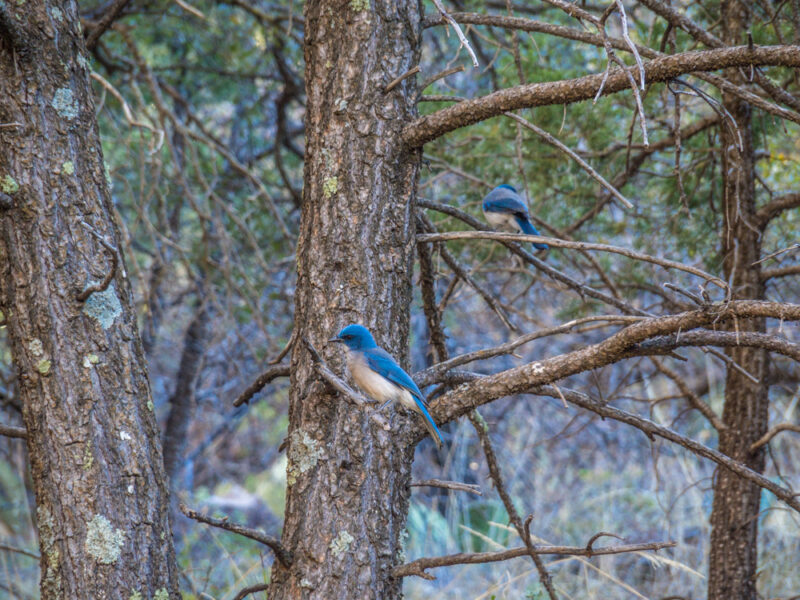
[482,184,549,251]
[329,324,444,449]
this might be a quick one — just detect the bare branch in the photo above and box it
[232,364,291,407]
[417,231,728,291]
[403,45,800,147]
[384,65,420,93]
[762,265,800,281]
[503,111,634,209]
[233,584,270,600]
[0,423,26,439]
[392,539,676,579]
[430,0,479,67]
[750,423,800,452]
[179,503,292,566]
[76,224,120,303]
[84,0,132,50]
[428,301,800,426]
[755,193,800,227]
[410,479,482,495]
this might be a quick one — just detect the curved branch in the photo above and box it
[0,423,27,439]
[762,265,800,281]
[232,364,291,407]
[403,45,800,147]
[755,193,800,228]
[429,301,800,426]
[179,503,292,566]
[750,423,800,452]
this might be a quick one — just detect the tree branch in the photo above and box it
[392,539,676,579]
[755,192,800,228]
[417,231,728,292]
[232,364,291,407]
[0,423,27,439]
[750,423,800,452]
[428,301,800,426]
[179,503,292,566]
[403,45,800,147]
[410,479,482,495]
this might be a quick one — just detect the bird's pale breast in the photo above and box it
[347,350,419,413]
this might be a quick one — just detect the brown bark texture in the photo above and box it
[267,0,423,598]
[708,2,769,599]
[0,2,179,599]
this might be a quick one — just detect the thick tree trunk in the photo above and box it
[268,1,422,598]
[0,2,179,599]
[708,2,769,599]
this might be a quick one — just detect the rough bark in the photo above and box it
[162,295,208,486]
[708,2,769,599]
[267,0,423,598]
[0,2,179,599]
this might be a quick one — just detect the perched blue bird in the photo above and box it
[482,184,549,250]
[329,324,444,448]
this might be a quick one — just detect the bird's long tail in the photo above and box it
[415,401,444,449]
[515,215,549,250]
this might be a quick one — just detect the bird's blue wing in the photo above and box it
[482,187,528,216]
[364,347,444,447]
[363,347,426,404]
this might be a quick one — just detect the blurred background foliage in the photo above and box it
[1,0,799,598]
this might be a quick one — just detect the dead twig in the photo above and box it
[410,479,482,495]
[77,223,119,302]
[179,503,292,566]
[232,364,291,407]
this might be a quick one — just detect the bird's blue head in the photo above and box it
[496,184,517,193]
[330,324,378,350]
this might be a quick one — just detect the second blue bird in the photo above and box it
[329,324,444,448]
[482,184,549,250]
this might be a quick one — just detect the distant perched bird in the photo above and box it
[482,184,549,250]
[329,324,444,448]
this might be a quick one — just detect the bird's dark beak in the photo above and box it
[327,337,343,344]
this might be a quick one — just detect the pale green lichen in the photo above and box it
[329,530,354,555]
[0,174,19,194]
[37,359,52,375]
[322,176,338,199]
[61,161,74,175]
[77,53,90,71]
[83,353,99,368]
[350,0,369,10]
[52,87,79,120]
[153,589,169,600]
[129,592,142,600]
[104,162,113,190]
[286,429,323,486]
[83,440,93,471]
[37,505,61,594]
[85,514,125,564]
[50,6,62,21]
[29,338,43,357]
[147,399,155,411]
[300,578,314,589]
[82,283,122,329]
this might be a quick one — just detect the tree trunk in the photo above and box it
[267,1,422,597]
[0,3,179,599]
[708,2,769,598]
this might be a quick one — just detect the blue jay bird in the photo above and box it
[482,184,549,250]
[329,324,444,449]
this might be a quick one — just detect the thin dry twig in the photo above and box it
[76,223,120,302]
[179,503,292,566]
[410,479,482,495]
[232,364,291,407]
[750,423,800,452]
[504,111,634,209]
[417,231,729,292]
[384,65,421,93]
[0,423,26,439]
[430,0,479,67]
[392,539,676,579]
[232,583,270,600]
